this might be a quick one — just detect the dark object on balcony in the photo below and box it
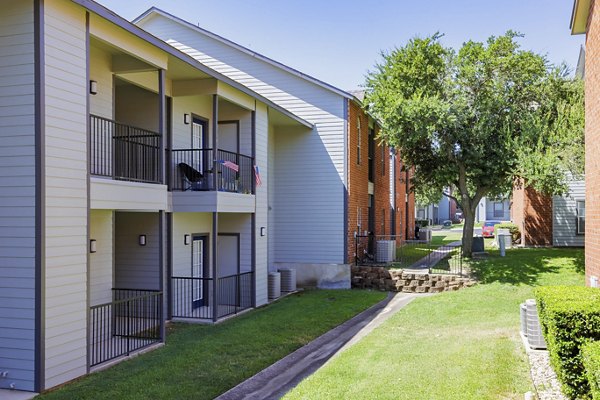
[178,162,204,190]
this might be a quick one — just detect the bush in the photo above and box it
[496,222,521,243]
[535,286,600,399]
[583,341,600,400]
[416,219,429,228]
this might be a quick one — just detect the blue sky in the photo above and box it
[97,0,584,91]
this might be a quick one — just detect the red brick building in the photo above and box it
[572,0,599,286]
[347,99,415,263]
[511,180,554,246]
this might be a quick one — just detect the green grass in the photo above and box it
[285,248,584,400]
[39,290,387,400]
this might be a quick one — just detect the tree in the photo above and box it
[364,32,584,256]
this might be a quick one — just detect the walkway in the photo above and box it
[216,292,420,400]
[405,240,462,271]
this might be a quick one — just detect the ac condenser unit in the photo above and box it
[279,268,297,292]
[376,240,395,263]
[268,272,281,300]
[525,299,547,349]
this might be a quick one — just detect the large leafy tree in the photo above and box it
[365,32,584,256]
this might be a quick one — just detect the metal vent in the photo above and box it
[279,268,296,292]
[525,299,547,349]
[268,272,281,300]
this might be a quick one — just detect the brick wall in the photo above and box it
[511,179,553,246]
[347,101,371,262]
[586,0,600,285]
[347,101,414,262]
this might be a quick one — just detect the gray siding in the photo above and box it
[485,198,510,221]
[114,212,161,290]
[138,15,347,266]
[553,179,585,247]
[0,0,36,391]
[43,0,88,389]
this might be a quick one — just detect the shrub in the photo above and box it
[496,222,521,243]
[416,219,429,228]
[535,286,600,399]
[583,341,600,400]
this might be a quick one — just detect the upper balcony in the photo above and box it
[170,148,254,194]
[90,114,162,184]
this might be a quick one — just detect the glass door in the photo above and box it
[192,235,208,308]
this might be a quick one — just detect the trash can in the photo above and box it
[472,236,484,252]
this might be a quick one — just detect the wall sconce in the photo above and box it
[139,235,146,246]
[184,113,190,125]
[89,80,97,95]
[89,239,97,253]
[260,227,266,237]
[184,234,191,245]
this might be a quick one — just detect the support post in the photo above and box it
[212,95,219,191]
[158,69,166,184]
[212,212,219,322]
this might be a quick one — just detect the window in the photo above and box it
[577,200,585,235]
[357,117,361,165]
[493,202,504,218]
[368,127,375,181]
[381,209,385,234]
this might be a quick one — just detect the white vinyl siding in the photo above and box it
[553,178,585,247]
[43,0,88,389]
[255,103,268,305]
[89,44,112,119]
[89,210,113,307]
[218,213,252,273]
[0,0,36,392]
[114,212,161,290]
[138,15,346,265]
[171,213,212,278]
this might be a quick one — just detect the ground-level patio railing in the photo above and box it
[355,235,464,276]
[171,271,254,321]
[89,289,163,367]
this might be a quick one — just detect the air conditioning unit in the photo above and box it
[268,272,281,300]
[525,299,547,349]
[376,240,395,263]
[520,303,527,336]
[420,229,432,243]
[279,268,297,292]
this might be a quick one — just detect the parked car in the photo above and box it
[482,220,502,237]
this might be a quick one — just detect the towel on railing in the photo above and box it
[219,160,239,172]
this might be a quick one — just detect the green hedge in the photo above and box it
[496,222,520,243]
[535,286,600,399]
[583,341,600,400]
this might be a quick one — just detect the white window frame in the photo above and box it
[577,200,585,235]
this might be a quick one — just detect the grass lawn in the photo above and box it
[284,248,584,400]
[39,290,386,400]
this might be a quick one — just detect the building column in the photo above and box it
[212,212,219,322]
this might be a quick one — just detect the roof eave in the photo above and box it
[571,0,592,35]
[70,0,313,129]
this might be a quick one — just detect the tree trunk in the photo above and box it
[462,206,476,257]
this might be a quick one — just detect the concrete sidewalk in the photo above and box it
[216,292,419,400]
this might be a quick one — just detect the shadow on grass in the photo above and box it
[468,248,584,286]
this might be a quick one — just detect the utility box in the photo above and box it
[472,236,485,252]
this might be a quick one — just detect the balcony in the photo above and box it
[90,114,162,184]
[170,149,254,194]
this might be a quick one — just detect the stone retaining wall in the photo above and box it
[351,266,477,293]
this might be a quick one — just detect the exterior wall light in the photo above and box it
[89,80,98,95]
[90,239,97,253]
[184,234,191,245]
[184,113,190,125]
[139,235,147,246]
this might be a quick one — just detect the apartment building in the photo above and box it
[0,0,413,394]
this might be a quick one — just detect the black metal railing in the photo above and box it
[171,271,254,321]
[170,149,254,194]
[89,289,162,367]
[90,115,162,184]
[354,234,464,276]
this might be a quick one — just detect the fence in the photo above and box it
[170,149,254,194]
[171,271,254,321]
[89,289,163,367]
[355,234,464,276]
[90,115,162,184]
